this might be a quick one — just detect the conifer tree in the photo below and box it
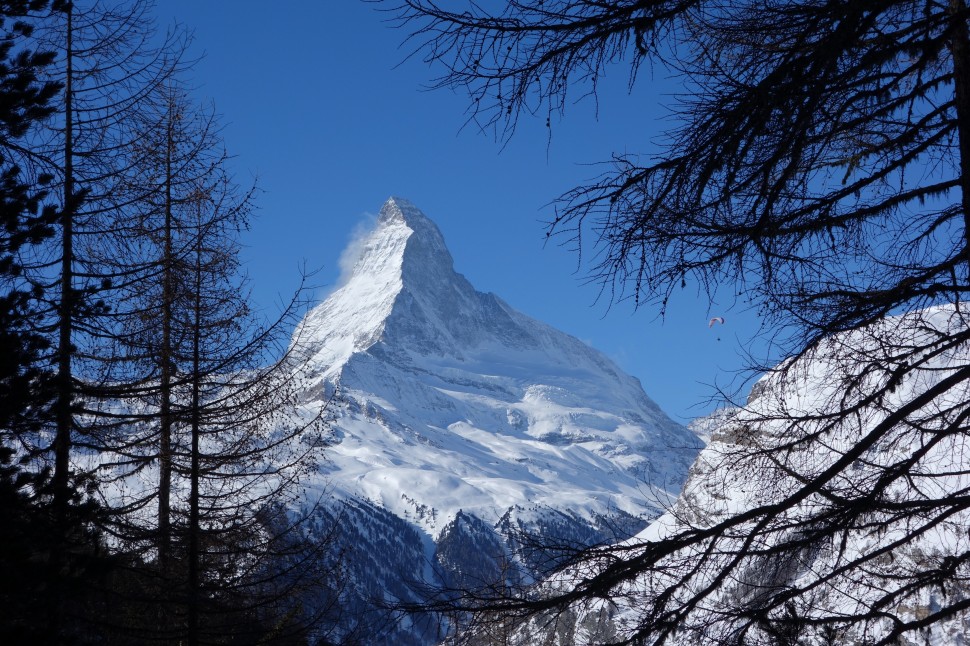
[98,83,229,569]
[21,0,188,527]
[6,4,336,641]
[105,84,333,644]
[0,2,339,642]
[169,172,331,646]
[0,2,107,642]
[0,0,58,444]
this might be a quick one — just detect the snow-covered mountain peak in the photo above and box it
[298,197,533,375]
[292,198,701,539]
[296,197,461,374]
[286,199,704,642]
[376,196,450,259]
[349,196,455,285]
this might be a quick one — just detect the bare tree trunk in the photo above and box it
[188,207,203,646]
[157,97,175,570]
[53,0,73,531]
[950,0,970,277]
[50,7,75,639]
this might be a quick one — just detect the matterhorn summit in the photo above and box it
[294,198,701,644]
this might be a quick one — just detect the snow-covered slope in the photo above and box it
[293,198,701,643]
[506,305,970,646]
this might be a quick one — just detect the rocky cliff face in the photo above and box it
[292,198,701,644]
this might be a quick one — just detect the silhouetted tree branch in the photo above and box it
[383,0,970,643]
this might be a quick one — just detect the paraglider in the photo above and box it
[708,316,725,328]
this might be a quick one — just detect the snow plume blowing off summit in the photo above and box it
[291,198,702,644]
[295,194,702,523]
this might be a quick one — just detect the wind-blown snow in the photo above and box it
[294,197,701,537]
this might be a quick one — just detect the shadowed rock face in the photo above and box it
[291,198,702,644]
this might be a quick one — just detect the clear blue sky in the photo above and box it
[153,1,766,423]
